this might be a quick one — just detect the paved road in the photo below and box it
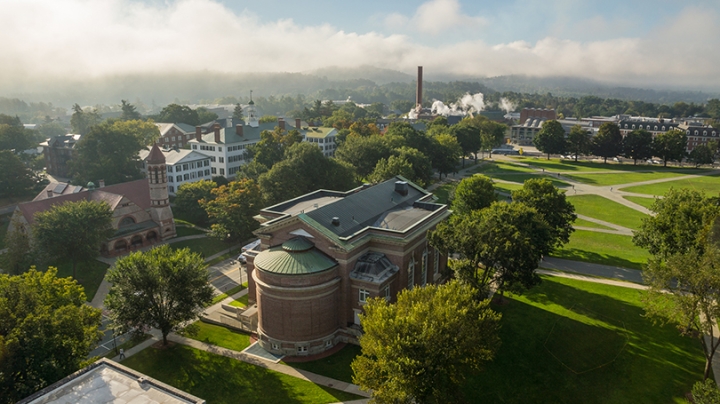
[539,257,644,284]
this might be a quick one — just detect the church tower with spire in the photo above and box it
[146,144,176,240]
[247,90,259,128]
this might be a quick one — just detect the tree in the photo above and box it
[567,125,591,162]
[195,107,218,124]
[3,217,32,275]
[120,100,141,121]
[69,104,101,135]
[0,268,102,403]
[511,178,576,248]
[245,128,302,169]
[201,178,264,242]
[392,146,433,187]
[69,120,144,185]
[0,150,35,198]
[259,115,279,124]
[368,155,414,185]
[37,121,66,138]
[642,246,720,380]
[621,129,653,165]
[104,245,214,345]
[533,120,566,160]
[174,180,217,226]
[652,129,687,167]
[689,145,714,167]
[471,116,506,159]
[111,119,160,146]
[450,120,481,167]
[429,202,552,295]
[0,121,35,152]
[592,122,623,163]
[690,379,720,403]
[385,122,433,157]
[633,188,720,258]
[335,134,393,178]
[232,103,245,121]
[452,175,496,215]
[156,104,199,125]
[351,280,501,404]
[430,133,461,179]
[33,200,114,278]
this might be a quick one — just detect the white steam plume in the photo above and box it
[431,92,485,116]
[499,97,516,114]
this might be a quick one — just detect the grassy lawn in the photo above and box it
[185,321,252,352]
[229,294,249,308]
[471,161,536,175]
[175,226,207,237]
[50,259,110,301]
[170,237,231,258]
[283,344,362,384]
[567,195,647,230]
[464,276,704,403]
[485,173,569,188]
[550,230,651,270]
[564,171,690,186]
[121,344,362,404]
[623,196,656,209]
[619,173,720,196]
[211,282,247,305]
[432,182,456,204]
[510,157,707,174]
[573,218,614,230]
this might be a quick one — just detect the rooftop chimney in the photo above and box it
[416,66,423,108]
[236,124,243,137]
[98,179,105,188]
[47,188,53,198]
[332,217,340,226]
[295,118,301,129]
[195,126,202,142]
[395,181,408,196]
[213,123,221,143]
[278,118,285,131]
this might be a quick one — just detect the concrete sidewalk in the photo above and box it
[540,257,644,284]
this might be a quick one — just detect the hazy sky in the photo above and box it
[2,0,719,90]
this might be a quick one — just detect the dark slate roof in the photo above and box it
[305,179,427,238]
[196,121,282,144]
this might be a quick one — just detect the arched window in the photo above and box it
[662,126,666,131]
[114,240,127,251]
[407,258,415,291]
[147,231,158,242]
[130,235,143,247]
[654,126,658,130]
[421,248,428,286]
[119,216,135,228]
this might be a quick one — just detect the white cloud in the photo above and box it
[384,0,486,35]
[0,0,718,92]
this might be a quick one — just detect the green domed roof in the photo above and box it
[254,237,336,275]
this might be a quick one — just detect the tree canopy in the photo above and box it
[0,150,35,198]
[335,134,393,178]
[104,245,214,345]
[70,104,101,135]
[533,120,566,160]
[201,178,263,242]
[622,129,653,165]
[511,178,576,248]
[652,129,687,167]
[567,125,591,162]
[174,179,217,226]
[430,133,461,179]
[32,200,114,278]
[689,144,715,167]
[120,100,141,121]
[351,280,501,404]
[111,119,160,146]
[3,217,32,275]
[451,175,496,215]
[0,268,102,403]
[592,122,623,163]
[450,120,481,166]
[69,120,144,185]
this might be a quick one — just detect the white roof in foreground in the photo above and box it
[19,358,205,404]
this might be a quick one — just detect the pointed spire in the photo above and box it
[147,143,166,164]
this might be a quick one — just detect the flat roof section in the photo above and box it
[277,195,343,216]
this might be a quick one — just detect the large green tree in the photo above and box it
[368,155,414,185]
[335,134,393,178]
[688,144,714,167]
[622,129,653,165]
[450,120,481,167]
[652,129,687,167]
[246,127,302,169]
[104,245,214,345]
[111,119,160,146]
[533,120,566,160]
[201,179,263,242]
[3,217,32,275]
[0,150,35,198]
[429,202,553,295]
[511,178,576,248]
[351,280,501,404]
[69,120,144,185]
[430,133,462,179]
[566,125,591,162]
[69,104,101,135]
[451,175,496,215]
[633,188,720,258]
[0,268,102,403]
[120,100,141,121]
[174,179,217,227]
[592,122,623,163]
[33,200,114,278]
[642,246,720,380]
[0,115,37,152]
[156,104,199,125]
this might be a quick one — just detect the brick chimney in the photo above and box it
[99,179,105,188]
[236,124,243,137]
[46,188,53,198]
[213,123,221,143]
[278,118,285,131]
[295,118,301,129]
[416,66,423,108]
[195,126,202,141]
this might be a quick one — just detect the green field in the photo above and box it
[509,157,703,174]
[283,344,362,384]
[464,276,704,403]
[50,259,109,301]
[623,196,656,209]
[121,344,362,404]
[169,237,231,258]
[619,173,720,196]
[550,230,651,270]
[175,226,207,237]
[229,294,249,308]
[487,173,569,188]
[567,195,647,230]
[432,182,456,204]
[573,218,615,230]
[564,171,690,186]
[185,321,251,352]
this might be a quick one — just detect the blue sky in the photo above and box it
[1,0,719,90]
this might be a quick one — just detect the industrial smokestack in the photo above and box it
[416,66,423,109]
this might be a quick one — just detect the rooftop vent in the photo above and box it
[395,181,408,196]
[331,217,340,226]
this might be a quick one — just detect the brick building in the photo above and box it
[242,177,451,357]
